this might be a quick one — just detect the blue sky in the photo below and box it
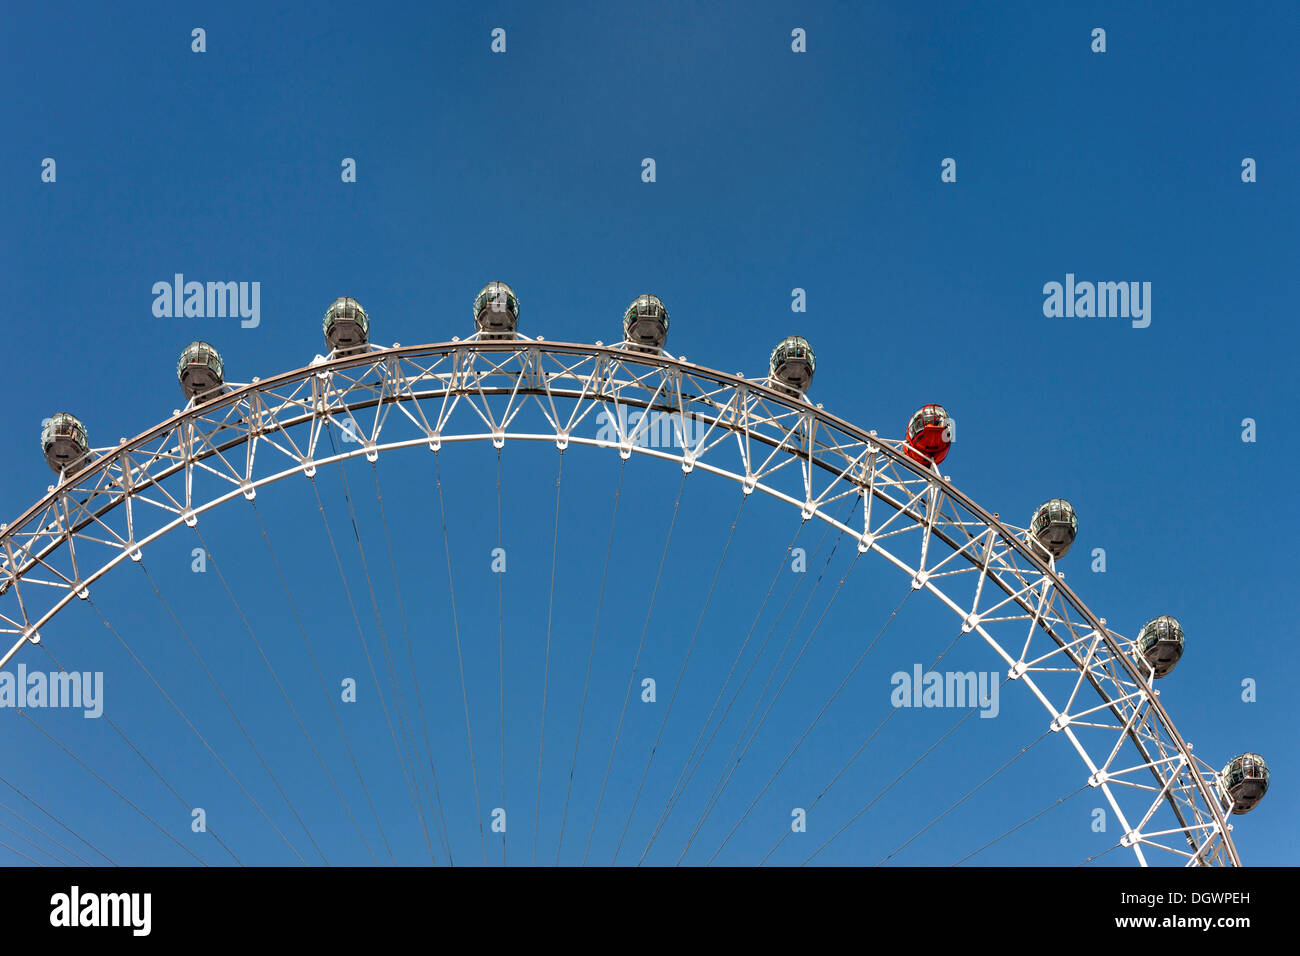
[0,0,1295,866]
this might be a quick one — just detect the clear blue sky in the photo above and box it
[0,0,1295,866]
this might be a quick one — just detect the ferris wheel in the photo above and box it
[0,283,1269,867]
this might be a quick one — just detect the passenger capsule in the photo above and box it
[623,294,669,351]
[1135,615,1184,679]
[769,336,816,396]
[473,281,519,337]
[1029,498,1078,560]
[904,404,953,465]
[1219,753,1269,814]
[41,413,90,474]
[323,297,370,354]
[177,341,225,400]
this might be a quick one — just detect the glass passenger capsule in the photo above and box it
[1135,615,1184,679]
[1029,498,1078,560]
[769,336,816,396]
[473,282,519,337]
[41,413,90,474]
[904,404,953,465]
[1219,753,1269,815]
[623,294,669,351]
[177,341,225,400]
[323,297,370,354]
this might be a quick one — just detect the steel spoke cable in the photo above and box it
[252,501,391,865]
[697,550,870,864]
[753,626,970,866]
[0,797,95,866]
[82,597,300,862]
[1076,841,1125,866]
[951,784,1088,866]
[329,435,439,866]
[875,729,1050,866]
[681,522,858,862]
[0,773,116,866]
[582,471,688,864]
[366,463,454,865]
[612,493,747,865]
[309,470,434,864]
[0,837,44,867]
[0,818,71,865]
[15,709,206,865]
[37,638,243,866]
[683,513,856,844]
[795,675,1010,866]
[433,450,487,865]
[639,506,840,864]
[496,447,506,867]
[140,553,329,865]
[554,457,626,865]
[716,584,913,866]
[531,451,564,867]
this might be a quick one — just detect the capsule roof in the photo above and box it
[176,341,224,380]
[323,297,370,353]
[176,341,226,400]
[1135,615,1185,679]
[623,294,669,350]
[473,281,520,334]
[770,335,816,375]
[323,297,369,335]
[907,404,950,437]
[1220,752,1269,814]
[1031,498,1077,535]
[41,413,90,474]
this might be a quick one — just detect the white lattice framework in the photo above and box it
[0,337,1243,865]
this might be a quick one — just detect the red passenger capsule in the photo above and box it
[903,404,953,465]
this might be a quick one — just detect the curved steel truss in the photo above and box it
[0,338,1240,865]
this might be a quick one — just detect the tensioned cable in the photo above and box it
[251,501,392,865]
[612,493,747,865]
[683,512,857,844]
[582,471,688,865]
[0,774,116,866]
[795,675,1012,866]
[0,837,43,867]
[433,449,487,865]
[875,729,1050,865]
[81,598,301,862]
[139,553,329,866]
[715,583,913,865]
[531,451,564,867]
[636,515,801,864]
[1076,841,1124,866]
[697,550,870,864]
[496,447,506,867]
[328,433,439,866]
[309,469,434,865]
[16,709,206,865]
[554,457,626,865]
[952,784,1088,865]
[681,520,859,862]
[639,501,847,864]
[366,463,454,865]
[0,797,95,866]
[0,818,69,865]
[739,625,970,866]
[35,640,240,866]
